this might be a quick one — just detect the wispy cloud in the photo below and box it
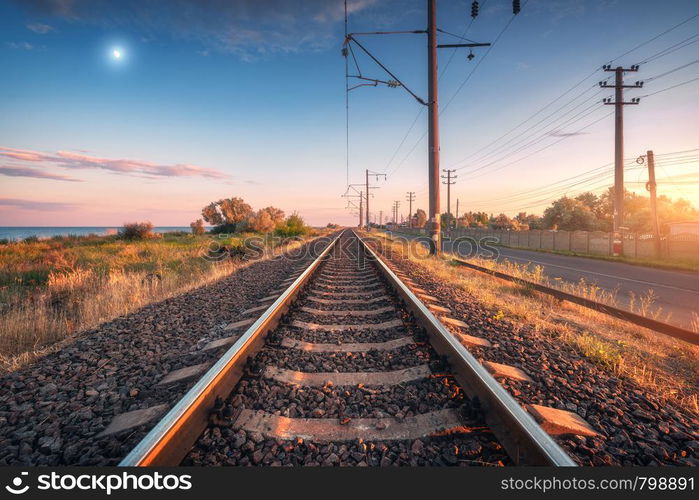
[0,147,230,180]
[26,22,54,33]
[0,198,77,211]
[548,131,588,138]
[0,165,83,182]
[16,0,380,59]
[5,41,35,50]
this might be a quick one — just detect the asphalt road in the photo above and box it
[387,231,699,330]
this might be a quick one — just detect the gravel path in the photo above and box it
[0,236,331,466]
[367,239,699,466]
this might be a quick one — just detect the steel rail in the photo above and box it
[450,257,699,346]
[120,233,342,466]
[357,231,577,466]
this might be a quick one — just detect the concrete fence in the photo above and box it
[387,226,699,259]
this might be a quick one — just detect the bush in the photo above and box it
[275,213,308,237]
[190,219,206,236]
[119,222,154,240]
[248,210,276,233]
[209,223,238,235]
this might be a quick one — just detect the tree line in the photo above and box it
[190,197,308,237]
[404,188,698,233]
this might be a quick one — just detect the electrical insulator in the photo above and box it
[471,1,479,18]
[467,50,475,61]
[341,47,348,57]
[513,0,521,14]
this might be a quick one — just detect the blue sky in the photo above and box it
[1,0,698,226]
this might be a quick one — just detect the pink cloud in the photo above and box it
[0,146,230,180]
[0,198,77,211]
[0,165,84,182]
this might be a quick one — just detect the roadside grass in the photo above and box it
[0,231,323,371]
[368,232,699,414]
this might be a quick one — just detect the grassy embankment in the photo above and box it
[0,231,320,371]
[368,231,699,414]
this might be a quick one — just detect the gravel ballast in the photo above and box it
[366,238,699,466]
[0,236,332,465]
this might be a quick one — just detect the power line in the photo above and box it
[456,104,612,177]
[445,12,699,174]
[639,75,699,97]
[612,12,699,63]
[382,2,487,177]
[440,2,525,115]
[645,58,699,81]
[451,86,606,170]
[637,33,699,65]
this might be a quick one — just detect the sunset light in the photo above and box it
[0,0,697,483]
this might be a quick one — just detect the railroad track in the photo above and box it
[121,230,575,466]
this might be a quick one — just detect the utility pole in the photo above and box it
[642,150,661,257]
[380,210,383,227]
[441,168,456,230]
[393,201,401,225]
[427,0,441,253]
[456,198,459,221]
[342,0,498,254]
[406,192,416,228]
[365,169,386,231]
[359,190,364,228]
[600,65,642,256]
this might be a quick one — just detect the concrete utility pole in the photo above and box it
[600,65,642,255]
[365,169,386,232]
[393,200,401,225]
[441,168,456,230]
[427,0,441,253]
[342,0,498,251]
[406,192,416,228]
[456,198,459,222]
[645,150,661,256]
[359,190,364,228]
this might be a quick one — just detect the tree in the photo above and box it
[542,197,598,231]
[190,219,205,235]
[201,203,223,226]
[201,197,253,233]
[260,206,285,224]
[248,210,276,233]
[440,212,455,229]
[414,209,427,228]
[218,198,252,224]
[514,212,543,230]
[491,213,516,230]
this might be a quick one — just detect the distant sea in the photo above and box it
[0,227,192,241]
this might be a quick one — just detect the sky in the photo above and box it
[1,0,698,227]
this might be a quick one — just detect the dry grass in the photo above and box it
[368,232,699,414]
[0,232,323,371]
